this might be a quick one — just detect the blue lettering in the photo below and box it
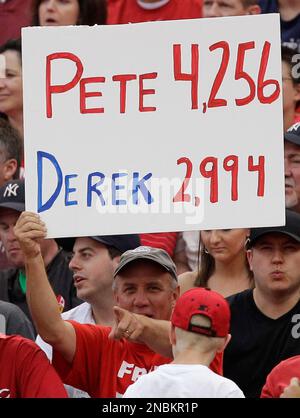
[132,172,153,204]
[112,172,127,205]
[37,151,63,213]
[87,172,106,207]
[65,174,78,206]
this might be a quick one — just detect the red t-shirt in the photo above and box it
[107,0,202,24]
[0,334,67,398]
[261,355,300,398]
[53,321,223,398]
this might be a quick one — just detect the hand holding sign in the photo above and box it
[14,212,47,259]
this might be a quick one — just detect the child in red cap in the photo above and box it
[123,288,244,398]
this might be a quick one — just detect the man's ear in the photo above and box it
[112,255,120,270]
[216,334,231,353]
[2,159,18,182]
[247,5,261,15]
[246,249,254,272]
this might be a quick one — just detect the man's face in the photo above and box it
[282,61,300,130]
[69,237,117,302]
[114,260,179,320]
[38,0,80,26]
[247,233,300,297]
[285,141,300,211]
[203,0,253,17]
[0,50,23,116]
[0,208,23,267]
[0,151,16,187]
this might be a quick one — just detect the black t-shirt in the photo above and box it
[259,0,300,52]
[0,249,82,332]
[223,289,300,398]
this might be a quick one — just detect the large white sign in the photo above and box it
[22,15,285,238]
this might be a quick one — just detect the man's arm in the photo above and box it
[14,212,76,364]
[109,306,172,358]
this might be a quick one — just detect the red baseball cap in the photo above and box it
[171,288,230,338]
[261,355,300,398]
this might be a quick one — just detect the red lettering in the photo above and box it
[46,52,83,118]
[208,41,230,109]
[173,44,199,110]
[235,42,256,106]
[80,77,105,114]
[173,157,193,203]
[112,74,137,113]
[199,157,218,203]
[223,155,238,201]
[257,41,280,104]
[139,73,157,112]
[248,156,265,196]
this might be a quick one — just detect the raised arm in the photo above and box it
[14,212,76,364]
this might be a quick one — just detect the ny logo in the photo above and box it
[3,183,19,198]
[288,122,300,132]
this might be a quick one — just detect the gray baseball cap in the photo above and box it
[113,246,178,281]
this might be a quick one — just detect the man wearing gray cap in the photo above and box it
[223,209,300,398]
[14,211,180,398]
[285,122,300,212]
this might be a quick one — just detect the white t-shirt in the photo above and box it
[123,364,245,398]
[36,302,94,398]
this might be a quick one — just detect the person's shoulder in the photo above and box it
[226,288,253,306]
[0,300,22,314]
[0,333,16,348]
[0,333,33,349]
[178,270,197,294]
[62,302,93,322]
[0,332,8,341]
[0,300,28,318]
[272,355,300,372]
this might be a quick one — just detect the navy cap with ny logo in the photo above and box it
[284,122,300,146]
[0,179,25,212]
